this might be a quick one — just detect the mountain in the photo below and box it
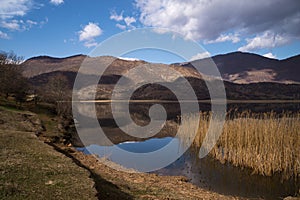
[180,52,300,84]
[23,52,300,84]
[21,54,86,78]
[22,54,202,80]
[21,52,300,101]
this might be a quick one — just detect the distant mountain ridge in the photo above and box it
[22,52,300,84]
[22,54,87,78]
[21,54,203,82]
[181,52,300,84]
[21,52,300,101]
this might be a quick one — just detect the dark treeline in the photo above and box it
[0,51,28,104]
[0,51,71,117]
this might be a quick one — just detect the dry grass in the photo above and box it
[0,129,98,200]
[0,106,98,199]
[178,111,300,180]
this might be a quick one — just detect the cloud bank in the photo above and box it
[135,0,300,50]
[0,0,33,19]
[0,0,45,37]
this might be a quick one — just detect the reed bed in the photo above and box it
[178,111,300,180]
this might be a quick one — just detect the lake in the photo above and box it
[74,101,300,199]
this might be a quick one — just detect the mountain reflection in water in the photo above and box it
[75,102,300,199]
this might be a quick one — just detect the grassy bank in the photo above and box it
[1,104,248,199]
[0,106,98,199]
[179,111,300,180]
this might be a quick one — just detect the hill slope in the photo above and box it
[181,52,300,84]
[22,52,300,100]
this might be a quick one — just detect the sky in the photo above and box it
[0,0,300,63]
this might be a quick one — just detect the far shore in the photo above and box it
[67,99,300,104]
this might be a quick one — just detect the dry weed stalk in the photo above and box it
[178,111,300,180]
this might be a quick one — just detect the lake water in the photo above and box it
[75,102,300,199]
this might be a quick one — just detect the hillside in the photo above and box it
[21,54,86,78]
[22,52,300,101]
[181,52,300,84]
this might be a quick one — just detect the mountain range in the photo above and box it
[21,51,300,100]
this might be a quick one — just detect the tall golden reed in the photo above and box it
[178,111,300,180]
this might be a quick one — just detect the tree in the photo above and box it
[14,75,29,106]
[0,50,23,65]
[0,51,28,104]
[42,74,72,117]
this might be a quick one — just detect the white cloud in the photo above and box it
[116,23,126,30]
[50,0,64,5]
[0,0,42,32]
[110,10,136,30]
[190,52,211,61]
[0,31,9,39]
[118,57,140,61]
[78,22,102,48]
[39,17,48,27]
[1,20,20,30]
[263,52,277,59]
[26,19,37,25]
[110,11,124,21]
[0,0,33,19]
[124,16,136,26]
[26,19,37,29]
[83,41,98,48]
[238,31,290,51]
[0,19,42,31]
[206,33,240,44]
[79,23,102,41]
[135,0,300,45]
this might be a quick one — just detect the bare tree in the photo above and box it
[42,74,72,116]
[0,50,23,65]
[0,51,28,104]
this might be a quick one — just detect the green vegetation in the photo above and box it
[179,111,300,180]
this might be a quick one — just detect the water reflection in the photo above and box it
[75,102,300,199]
[78,137,184,170]
[73,102,181,146]
[156,148,299,200]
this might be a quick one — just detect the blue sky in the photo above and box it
[0,0,299,63]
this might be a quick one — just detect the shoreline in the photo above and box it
[1,104,299,199]
[68,99,300,103]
